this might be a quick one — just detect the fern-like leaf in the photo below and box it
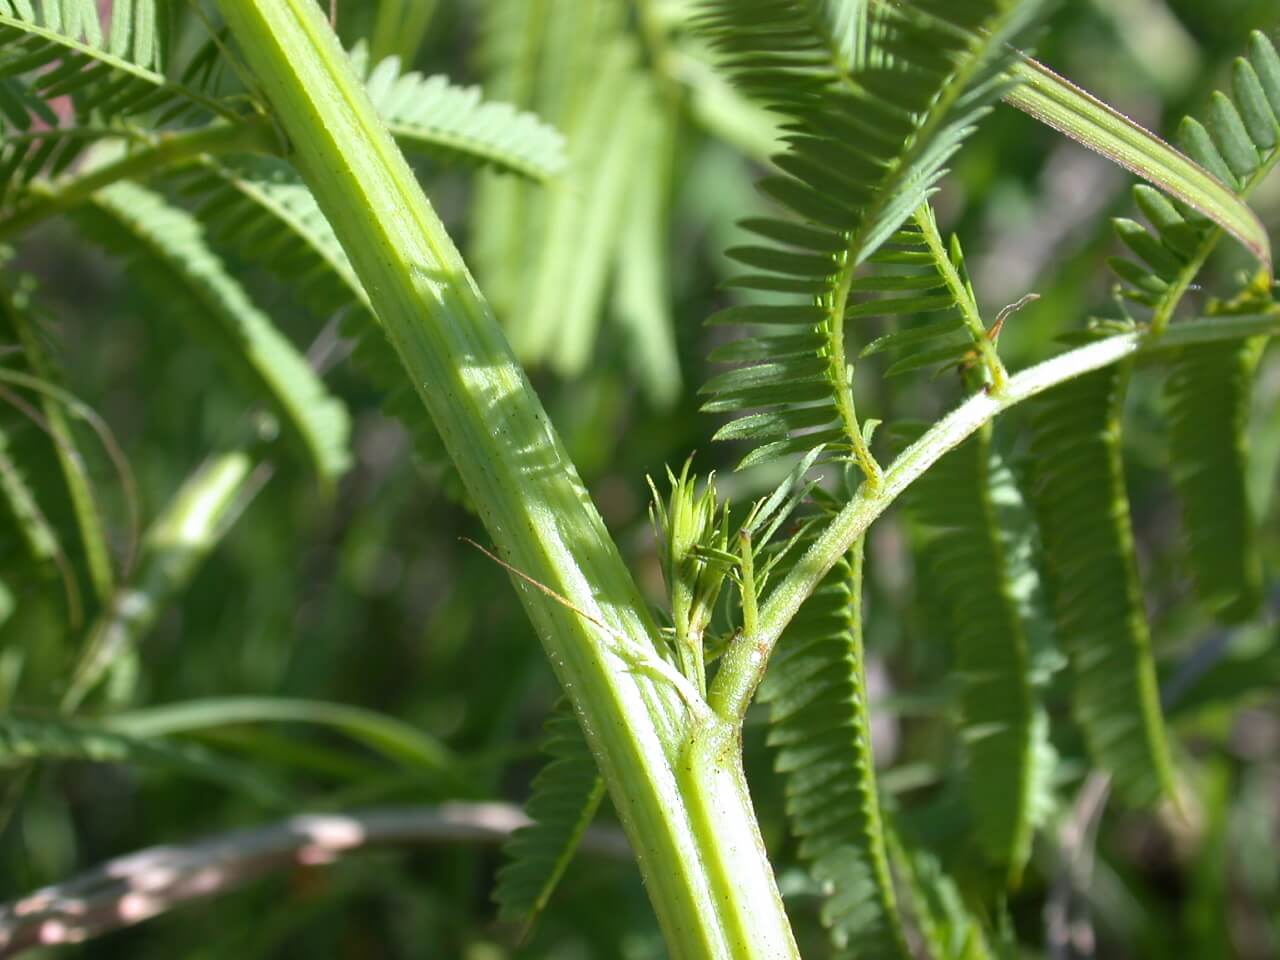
[494,701,606,937]
[350,42,566,181]
[71,179,351,485]
[857,204,1002,381]
[1026,364,1176,806]
[0,1,223,181]
[470,0,660,378]
[699,0,1048,472]
[1108,30,1279,624]
[1,126,122,211]
[896,422,1054,885]
[891,831,996,960]
[174,156,461,492]
[759,534,910,958]
[1109,32,1279,319]
[611,93,682,408]
[1164,339,1266,623]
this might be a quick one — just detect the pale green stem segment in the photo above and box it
[708,312,1280,721]
[212,2,798,957]
[62,450,257,713]
[1005,57,1273,273]
[0,119,277,242]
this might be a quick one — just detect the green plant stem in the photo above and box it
[0,118,276,242]
[1140,310,1280,348]
[213,2,798,956]
[708,312,1280,722]
[821,1,1039,489]
[62,450,258,713]
[828,259,883,487]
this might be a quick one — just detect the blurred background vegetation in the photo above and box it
[1,0,1278,957]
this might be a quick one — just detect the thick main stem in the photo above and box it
[213,2,796,957]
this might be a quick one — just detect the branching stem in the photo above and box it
[820,3,1035,485]
[708,312,1280,722]
[213,3,797,955]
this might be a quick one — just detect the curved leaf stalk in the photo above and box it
[707,312,1280,724]
[1004,55,1272,272]
[815,3,1037,483]
[212,2,798,956]
[102,696,460,783]
[0,714,287,807]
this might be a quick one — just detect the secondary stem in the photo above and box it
[708,312,1280,721]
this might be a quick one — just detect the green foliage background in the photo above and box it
[1,0,1278,957]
